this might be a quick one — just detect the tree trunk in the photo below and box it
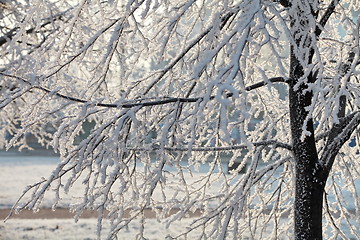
[288,2,327,238]
[294,157,325,240]
[289,50,325,239]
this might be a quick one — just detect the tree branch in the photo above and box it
[320,111,360,179]
[337,51,356,119]
[274,0,291,8]
[143,7,242,95]
[127,139,292,152]
[0,9,70,47]
[315,0,339,37]
[0,73,289,109]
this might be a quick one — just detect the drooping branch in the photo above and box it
[127,139,293,152]
[0,73,289,109]
[143,6,242,95]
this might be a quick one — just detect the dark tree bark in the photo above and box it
[289,2,324,239]
[289,51,325,240]
[289,2,359,239]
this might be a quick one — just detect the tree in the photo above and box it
[1,0,359,239]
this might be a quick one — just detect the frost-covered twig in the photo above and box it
[0,72,288,108]
[127,139,292,152]
[1,0,359,239]
[3,178,46,222]
[0,8,71,47]
[320,111,360,175]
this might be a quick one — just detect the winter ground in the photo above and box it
[0,218,203,240]
[0,151,206,240]
[0,150,359,239]
[0,152,258,240]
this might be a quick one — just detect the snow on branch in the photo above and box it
[0,72,289,109]
[272,0,291,8]
[1,1,360,239]
[320,110,360,173]
[128,139,292,152]
[316,0,339,37]
[0,8,72,47]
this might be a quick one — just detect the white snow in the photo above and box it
[1,151,359,239]
[0,152,205,239]
[0,218,203,240]
[0,153,78,209]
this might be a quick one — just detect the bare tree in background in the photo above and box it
[1,0,360,239]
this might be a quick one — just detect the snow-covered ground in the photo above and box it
[1,150,359,239]
[0,151,83,209]
[0,218,204,240]
[0,150,233,240]
[0,151,205,239]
